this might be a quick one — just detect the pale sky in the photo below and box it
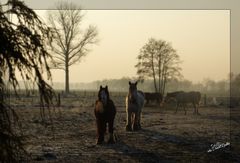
[36,10,230,83]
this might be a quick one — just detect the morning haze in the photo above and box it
[36,10,229,84]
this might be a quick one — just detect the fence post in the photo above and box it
[57,93,61,107]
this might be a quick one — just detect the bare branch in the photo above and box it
[136,38,182,94]
[0,0,56,161]
[46,2,98,93]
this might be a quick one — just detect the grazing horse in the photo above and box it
[144,92,163,106]
[126,81,145,131]
[165,91,201,115]
[94,85,116,144]
[164,91,184,104]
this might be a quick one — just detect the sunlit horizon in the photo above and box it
[35,10,230,84]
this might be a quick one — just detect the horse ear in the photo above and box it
[129,81,131,85]
[100,85,102,89]
[135,81,138,85]
[105,85,108,89]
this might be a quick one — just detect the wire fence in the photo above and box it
[4,90,240,108]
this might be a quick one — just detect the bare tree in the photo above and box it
[0,0,55,162]
[135,38,182,95]
[47,2,98,93]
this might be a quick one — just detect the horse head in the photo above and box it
[98,85,109,106]
[164,92,172,103]
[128,81,138,103]
[163,91,184,104]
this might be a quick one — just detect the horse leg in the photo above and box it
[133,112,139,131]
[196,103,200,115]
[107,119,115,144]
[175,103,179,114]
[183,104,187,115]
[134,110,142,131]
[138,110,142,130]
[126,111,132,131]
[198,106,201,115]
[193,103,196,114]
[96,119,105,144]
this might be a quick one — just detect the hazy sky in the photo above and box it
[36,10,230,83]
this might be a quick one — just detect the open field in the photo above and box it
[11,92,239,162]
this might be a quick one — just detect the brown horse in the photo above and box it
[165,91,201,115]
[94,85,116,144]
[144,92,163,106]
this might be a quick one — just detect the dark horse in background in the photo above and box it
[94,85,116,144]
[164,91,201,115]
[126,81,145,131]
[144,92,163,106]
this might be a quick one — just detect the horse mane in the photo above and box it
[128,81,138,103]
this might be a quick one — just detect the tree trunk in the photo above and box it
[158,56,162,94]
[153,75,157,93]
[65,66,69,94]
[151,54,157,93]
[160,64,166,95]
[162,74,166,95]
[65,53,69,94]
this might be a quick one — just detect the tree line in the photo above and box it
[46,77,230,97]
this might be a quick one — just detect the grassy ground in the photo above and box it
[13,98,237,162]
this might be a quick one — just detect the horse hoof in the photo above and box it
[132,128,137,131]
[107,139,115,144]
[138,125,142,130]
[96,141,104,145]
[96,138,104,145]
[133,125,140,131]
[126,125,132,131]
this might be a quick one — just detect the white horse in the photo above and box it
[126,81,145,131]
